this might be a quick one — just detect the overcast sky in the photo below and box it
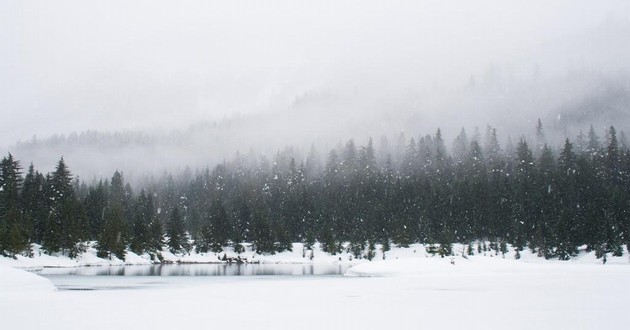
[1,0,629,148]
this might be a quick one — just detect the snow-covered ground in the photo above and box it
[0,242,364,269]
[2,242,628,269]
[1,243,630,329]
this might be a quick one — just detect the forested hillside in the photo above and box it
[1,122,629,262]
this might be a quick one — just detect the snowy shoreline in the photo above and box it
[0,242,362,269]
[2,241,628,271]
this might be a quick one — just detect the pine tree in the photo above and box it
[434,128,448,174]
[129,190,151,254]
[534,144,556,258]
[576,153,604,252]
[208,199,231,252]
[484,127,502,171]
[605,126,621,185]
[603,126,624,255]
[97,171,127,259]
[535,118,546,157]
[620,130,628,153]
[84,180,107,240]
[284,158,304,242]
[21,163,46,244]
[146,194,164,254]
[0,154,30,256]
[233,198,252,244]
[305,144,322,179]
[97,203,126,259]
[166,206,188,253]
[342,139,358,179]
[402,138,418,177]
[586,125,601,162]
[575,130,587,155]
[452,127,469,165]
[511,139,535,251]
[360,138,378,179]
[251,199,275,254]
[42,157,86,256]
[466,140,488,240]
[556,139,579,259]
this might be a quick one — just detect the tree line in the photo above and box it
[1,121,629,261]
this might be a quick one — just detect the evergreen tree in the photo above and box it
[452,127,469,165]
[484,127,502,171]
[208,199,231,252]
[0,154,30,256]
[97,171,128,259]
[603,126,624,255]
[533,144,556,258]
[21,163,46,244]
[146,194,164,254]
[42,157,86,257]
[166,206,188,253]
[620,130,628,153]
[604,126,621,185]
[586,125,601,162]
[575,130,587,155]
[305,144,322,179]
[84,180,108,240]
[556,139,579,259]
[466,140,488,240]
[251,199,275,254]
[535,118,546,157]
[511,139,535,250]
[342,139,358,179]
[129,190,151,254]
[402,138,418,177]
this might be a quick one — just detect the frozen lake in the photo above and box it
[4,257,630,330]
[37,263,353,291]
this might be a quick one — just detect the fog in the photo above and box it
[1,0,629,180]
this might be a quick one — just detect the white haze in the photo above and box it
[1,0,630,180]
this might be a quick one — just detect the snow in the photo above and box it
[0,243,123,269]
[346,256,464,277]
[0,242,368,269]
[2,243,630,329]
[0,264,56,292]
[1,253,630,329]
[2,242,629,270]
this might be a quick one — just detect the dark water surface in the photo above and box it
[37,263,353,291]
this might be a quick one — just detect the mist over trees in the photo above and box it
[1,121,629,261]
[5,71,630,185]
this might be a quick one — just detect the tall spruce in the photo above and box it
[556,139,579,259]
[166,206,188,253]
[129,190,151,254]
[42,157,86,257]
[0,154,29,256]
[21,163,46,244]
[97,171,127,259]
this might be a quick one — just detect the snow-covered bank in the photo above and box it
[0,244,152,269]
[0,242,364,269]
[0,265,56,292]
[2,242,628,270]
[345,244,630,277]
[346,257,467,277]
[344,253,628,277]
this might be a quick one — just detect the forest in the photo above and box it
[1,121,629,262]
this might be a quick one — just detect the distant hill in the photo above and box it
[4,71,629,182]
